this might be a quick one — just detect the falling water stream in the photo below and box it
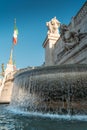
[10,65,87,114]
[0,65,87,129]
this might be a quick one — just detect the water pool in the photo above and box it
[0,105,87,130]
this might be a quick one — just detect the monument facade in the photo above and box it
[43,1,87,66]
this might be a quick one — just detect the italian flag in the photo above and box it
[13,25,18,45]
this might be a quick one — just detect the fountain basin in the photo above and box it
[11,64,87,114]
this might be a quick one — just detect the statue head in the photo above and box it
[51,17,60,27]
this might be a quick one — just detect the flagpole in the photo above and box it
[8,43,14,65]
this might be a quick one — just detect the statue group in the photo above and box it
[46,17,87,51]
[60,24,87,51]
[46,17,60,35]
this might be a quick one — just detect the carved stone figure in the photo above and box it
[60,24,79,50]
[1,63,5,77]
[60,24,87,51]
[46,17,60,35]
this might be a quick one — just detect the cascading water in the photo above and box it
[10,65,87,115]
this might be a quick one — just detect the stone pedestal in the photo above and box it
[43,34,60,66]
[43,17,60,66]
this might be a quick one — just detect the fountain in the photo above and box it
[10,8,87,115]
[0,2,86,117]
[10,64,87,115]
[0,2,87,130]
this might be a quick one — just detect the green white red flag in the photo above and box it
[13,20,18,45]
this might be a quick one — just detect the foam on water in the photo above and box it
[6,106,87,121]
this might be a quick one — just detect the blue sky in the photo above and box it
[0,0,86,71]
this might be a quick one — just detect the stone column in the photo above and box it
[43,34,59,66]
[43,17,60,66]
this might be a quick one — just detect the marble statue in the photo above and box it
[46,17,60,35]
